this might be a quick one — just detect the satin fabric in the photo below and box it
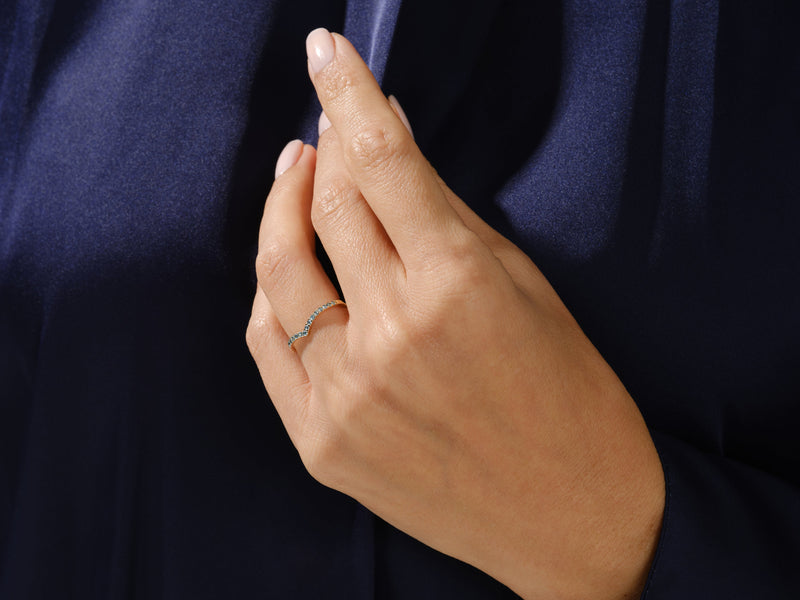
[1,1,798,598]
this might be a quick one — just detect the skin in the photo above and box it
[247,29,665,600]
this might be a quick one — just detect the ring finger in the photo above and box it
[256,140,348,363]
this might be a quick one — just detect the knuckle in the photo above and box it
[454,253,492,293]
[365,317,413,374]
[402,315,439,351]
[312,177,357,228]
[347,125,406,175]
[317,66,356,103]
[255,236,298,288]
[415,235,491,301]
[245,317,264,354]
[441,236,493,291]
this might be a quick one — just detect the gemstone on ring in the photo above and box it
[288,299,347,349]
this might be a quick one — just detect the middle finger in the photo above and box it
[312,113,403,314]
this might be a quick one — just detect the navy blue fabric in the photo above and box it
[1,1,798,598]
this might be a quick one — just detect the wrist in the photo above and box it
[477,406,665,600]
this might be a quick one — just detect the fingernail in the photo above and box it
[388,95,414,139]
[318,111,331,136]
[306,28,335,74]
[275,139,304,179]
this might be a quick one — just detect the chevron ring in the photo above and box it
[287,300,347,350]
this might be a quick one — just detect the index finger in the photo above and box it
[306,28,461,262]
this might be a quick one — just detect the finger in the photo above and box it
[313,113,402,312]
[433,174,549,299]
[246,287,311,438]
[259,140,311,249]
[306,28,463,263]
[383,94,547,299]
[256,140,348,360]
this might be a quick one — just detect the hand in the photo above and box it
[247,28,664,600]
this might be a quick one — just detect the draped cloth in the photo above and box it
[1,1,798,597]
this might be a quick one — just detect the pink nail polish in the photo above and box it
[274,139,303,179]
[318,111,332,136]
[389,95,414,139]
[306,28,335,74]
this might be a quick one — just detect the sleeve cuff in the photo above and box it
[639,431,800,599]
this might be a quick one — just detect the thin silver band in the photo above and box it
[288,299,346,350]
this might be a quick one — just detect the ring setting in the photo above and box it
[288,299,347,350]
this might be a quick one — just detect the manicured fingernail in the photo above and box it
[275,139,303,179]
[306,28,335,74]
[388,95,414,139]
[318,111,331,136]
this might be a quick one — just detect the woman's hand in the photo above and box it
[247,28,664,600]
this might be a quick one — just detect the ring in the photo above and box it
[287,299,347,350]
